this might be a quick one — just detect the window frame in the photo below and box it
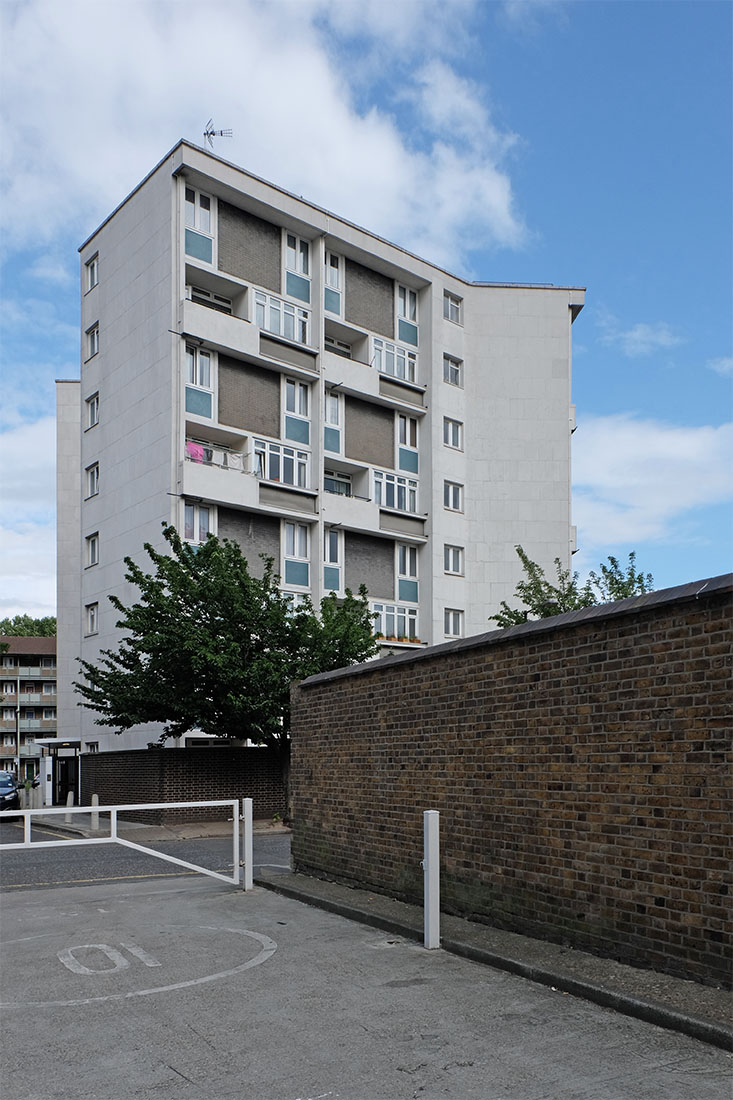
[86,532,99,568]
[443,354,463,387]
[185,187,213,235]
[86,392,99,429]
[372,338,417,384]
[444,608,464,638]
[85,602,99,636]
[86,463,99,499]
[444,544,464,575]
[255,291,310,346]
[254,439,310,489]
[443,480,463,512]
[86,323,99,360]
[372,601,418,642]
[85,254,98,292]
[324,251,342,316]
[183,501,214,544]
[374,470,418,514]
[443,417,463,450]
[443,291,463,324]
[397,284,417,322]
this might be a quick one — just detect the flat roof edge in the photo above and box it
[296,573,733,689]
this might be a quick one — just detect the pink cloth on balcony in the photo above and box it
[186,441,205,463]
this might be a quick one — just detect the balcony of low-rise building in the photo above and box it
[0,664,56,679]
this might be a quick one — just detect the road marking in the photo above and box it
[3,869,232,889]
[1,927,277,1008]
[58,942,162,973]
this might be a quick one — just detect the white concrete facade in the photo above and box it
[57,140,584,751]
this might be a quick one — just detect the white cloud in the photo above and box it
[0,0,523,272]
[596,311,684,358]
[28,255,75,286]
[0,522,56,619]
[572,413,733,551]
[708,356,733,377]
[0,416,57,518]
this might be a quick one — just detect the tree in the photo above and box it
[0,614,56,636]
[490,546,654,628]
[74,526,377,762]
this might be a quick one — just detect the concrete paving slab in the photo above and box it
[1,876,731,1100]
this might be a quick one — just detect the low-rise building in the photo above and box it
[0,636,57,781]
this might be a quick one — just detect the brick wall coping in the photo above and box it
[299,572,732,690]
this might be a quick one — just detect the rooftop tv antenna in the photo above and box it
[203,119,233,149]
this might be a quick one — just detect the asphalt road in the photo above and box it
[0,821,291,889]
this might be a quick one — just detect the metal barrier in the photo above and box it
[0,798,254,890]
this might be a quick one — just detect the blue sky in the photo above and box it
[1,0,731,618]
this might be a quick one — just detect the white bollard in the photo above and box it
[91,793,99,832]
[241,797,253,891]
[64,790,74,824]
[423,810,440,949]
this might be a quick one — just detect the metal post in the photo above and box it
[110,808,117,842]
[231,800,240,886]
[64,790,74,824]
[91,793,99,832]
[423,810,440,949]
[241,797,253,891]
[23,809,31,845]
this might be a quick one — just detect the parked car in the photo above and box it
[0,770,21,816]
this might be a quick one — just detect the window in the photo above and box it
[324,389,342,454]
[374,471,417,513]
[325,334,352,359]
[324,469,351,496]
[86,392,99,428]
[373,602,418,641]
[444,608,464,638]
[86,254,98,291]
[398,413,419,474]
[372,338,417,383]
[86,324,99,359]
[397,544,418,602]
[43,708,56,720]
[396,286,418,347]
[443,291,463,324]
[41,657,55,669]
[2,709,13,722]
[443,417,463,449]
[255,291,309,345]
[189,286,232,313]
[186,345,211,389]
[185,187,211,234]
[86,742,99,753]
[285,233,310,303]
[43,681,55,694]
[284,521,309,588]
[2,682,15,693]
[284,378,310,445]
[443,354,463,387]
[443,480,463,511]
[323,526,342,592]
[86,533,99,567]
[444,545,464,575]
[255,439,309,488]
[324,252,342,315]
[85,603,98,635]
[3,734,14,747]
[86,463,99,498]
[184,502,212,544]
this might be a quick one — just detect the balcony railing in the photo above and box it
[185,441,245,472]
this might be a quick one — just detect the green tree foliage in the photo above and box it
[74,526,377,756]
[0,614,57,636]
[490,546,654,628]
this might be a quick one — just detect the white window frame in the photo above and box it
[85,254,98,292]
[443,417,463,450]
[323,525,342,593]
[86,742,99,753]
[372,338,417,383]
[443,291,463,324]
[373,602,418,642]
[286,233,310,277]
[183,501,214,544]
[324,251,342,317]
[85,603,99,636]
[186,345,212,390]
[444,608,464,638]
[443,354,463,387]
[374,471,417,513]
[325,334,352,358]
[398,414,418,450]
[86,323,99,360]
[43,708,56,721]
[254,439,309,489]
[188,285,232,314]
[86,532,99,567]
[255,291,309,345]
[43,681,55,695]
[86,392,99,429]
[3,733,15,747]
[398,284,417,322]
[185,187,212,236]
[284,378,309,418]
[323,469,351,497]
[398,544,417,580]
[444,544,464,575]
[86,463,99,498]
[283,522,309,589]
[443,480,463,512]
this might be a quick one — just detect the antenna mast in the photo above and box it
[203,119,233,149]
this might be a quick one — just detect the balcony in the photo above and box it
[320,488,378,535]
[182,441,260,511]
[182,298,259,360]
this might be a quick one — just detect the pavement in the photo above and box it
[14,812,733,1054]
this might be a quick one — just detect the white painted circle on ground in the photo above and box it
[0,926,277,1008]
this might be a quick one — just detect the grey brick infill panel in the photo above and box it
[345,397,394,467]
[344,258,394,338]
[218,508,280,577]
[218,200,281,292]
[218,355,280,436]
[344,533,394,598]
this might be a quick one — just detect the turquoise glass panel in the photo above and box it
[185,229,212,263]
[286,272,310,303]
[324,426,341,453]
[398,448,419,473]
[285,560,309,586]
[285,415,310,444]
[324,566,340,592]
[398,319,418,346]
[185,387,212,418]
[324,287,341,314]
[399,579,419,602]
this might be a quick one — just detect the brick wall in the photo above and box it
[81,747,286,824]
[290,576,732,986]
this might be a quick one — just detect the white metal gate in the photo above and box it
[0,798,254,889]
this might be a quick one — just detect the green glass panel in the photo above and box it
[286,271,310,303]
[285,415,310,444]
[398,448,419,473]
[324,426,341,453]
[324,566,340,592]
[398,319,418,346]
[185,229,212,263]
[185,387,212,418]
[285,560,309,586]
[398,579,418,602]
[324,287,341,314]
